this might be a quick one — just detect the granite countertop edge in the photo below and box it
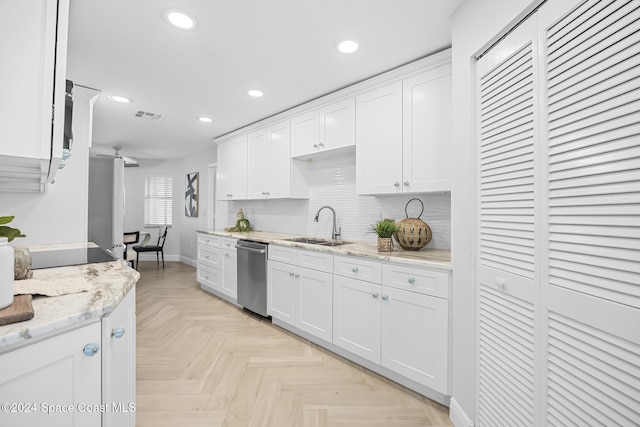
[0,243,140,353]
[197,230,452,271]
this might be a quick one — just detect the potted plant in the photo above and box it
[371,219,399,252]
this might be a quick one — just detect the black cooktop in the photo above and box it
[31,247,118,270]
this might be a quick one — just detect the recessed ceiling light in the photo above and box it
[248,90,264,98]
[166,11,195,30]
[198,116,213,123]
[108,95,133,103]
[337,40,359,54]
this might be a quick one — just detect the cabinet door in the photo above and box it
[333,275,381,363]
[218,136,247,200]
[268,260,296,324]
[290,111,319,158]
[220,250,237,299]
[319,97,355,152]
[297,267,333,342]
[380,286,448,394]
[266,120,291,198]
[247,129,268,199]
[0,322,102,426]
[102,289,136,427]
[217,141,234,200]
[356,82,403,195]
[403,68,452,193]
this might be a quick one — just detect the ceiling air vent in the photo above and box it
[134,110,164,121]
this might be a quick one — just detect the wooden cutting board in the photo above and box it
[0,295,34,326]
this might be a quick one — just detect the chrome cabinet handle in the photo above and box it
[394,182,400,187]
[318,142,324,148]
[289,272,294,277]
[408,277,415,284]
[83,343,100,356]
[372,292,379,298]
[382,295,389,301]
[404,181,410,186]
[352,267,358,273]
[112,328,125,338]
[313,143,318,148]
[294,273,300,278]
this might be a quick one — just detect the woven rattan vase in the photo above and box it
[394,198,432,250]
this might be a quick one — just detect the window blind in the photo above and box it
[144,175,173,227]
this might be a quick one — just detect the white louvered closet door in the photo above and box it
[476,17,541,427]
[540,0,640,425]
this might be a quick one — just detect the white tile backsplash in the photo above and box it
[225,153,451,250]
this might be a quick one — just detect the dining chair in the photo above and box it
[123,231,140,269]
[133,227,168,270]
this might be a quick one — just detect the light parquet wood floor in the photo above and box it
[135,261,452,427]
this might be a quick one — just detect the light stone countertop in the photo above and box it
[0,243,140,353]
[197,230,452,271]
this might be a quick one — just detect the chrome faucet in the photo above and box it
[314,205,341,240]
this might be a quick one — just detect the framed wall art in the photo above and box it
[185,172,199,217]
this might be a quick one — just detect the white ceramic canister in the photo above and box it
[0,237,14,309]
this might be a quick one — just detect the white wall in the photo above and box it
[179,149,217,265]
[217,153,451,249]
[0,87,98,247]
[450,0,539,424]
[123,148,216,265]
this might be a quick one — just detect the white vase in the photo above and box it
[0,237,14,309]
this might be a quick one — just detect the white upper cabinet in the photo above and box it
[217,135,247,200]
[356,55,452,195]
[291,97,355,159]
[0,0,70,191]
[402,68,452,193]
[248,120,293,199]
[246,120,308,199]
[290,111,320,158]
[356,82,404,195]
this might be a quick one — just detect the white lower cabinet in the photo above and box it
[0,322,102,426]
[380,285,448,394]
[333,275,382,363]
[197,233,238,302]
[268,246,333,342]
[332,255,450,395]
[102,288,137,427]
[0,288,136,427]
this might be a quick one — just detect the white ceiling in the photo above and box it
[66,0,461,162]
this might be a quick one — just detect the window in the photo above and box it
[144,175,173,227]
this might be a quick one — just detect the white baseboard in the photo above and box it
[449,397,474,427]
[180,256,197,267]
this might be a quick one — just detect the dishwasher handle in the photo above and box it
[235,245,266,254]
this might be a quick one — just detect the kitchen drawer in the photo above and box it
[382,263,449,299]
[197,264,220,290]
[334,255,382,284]
[298,249,333,273]
[197,245,221,269]
[197,233,220,248]
[221,237,237,251]
[269,245,297,264]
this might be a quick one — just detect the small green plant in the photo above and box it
[236,217,251,231]
[0,216,26,242]
[371,219,399,238]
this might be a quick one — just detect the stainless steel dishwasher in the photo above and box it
[235,240,270,318]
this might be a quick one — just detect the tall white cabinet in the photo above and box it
[475,1,640,425]
[217,135,248,200]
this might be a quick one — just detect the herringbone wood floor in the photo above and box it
[135,261,452,427]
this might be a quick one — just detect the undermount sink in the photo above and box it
[284,237,352,247]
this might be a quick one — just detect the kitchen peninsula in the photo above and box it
[0,243,139,427]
